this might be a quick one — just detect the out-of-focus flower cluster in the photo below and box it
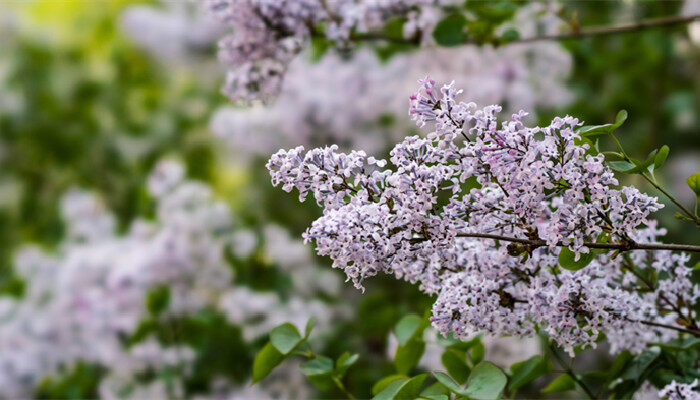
[0,160,341,399]
[210,3,571,157]
[267,77,696,356]
[203,0,474,102]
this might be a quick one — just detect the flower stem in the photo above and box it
[332,376,356,400]
[640,172,700,226]
[548,344,596,399]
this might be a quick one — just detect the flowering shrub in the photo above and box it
[266,77,700,398]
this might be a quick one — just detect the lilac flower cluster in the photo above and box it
[204,0,459,101]
[268,77,695,355]
[0,160,339,399]
[212,24,572,159]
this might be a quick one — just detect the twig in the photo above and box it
[412,232,700,253]
[619,256,699,330]
[512,14,700,43]
[332,376,356,400]
[349,14,700,46]
[641,172,700,226]
[548,344,597,399]
[632,318,700,337]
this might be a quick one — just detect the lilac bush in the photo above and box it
[267,77,699,360]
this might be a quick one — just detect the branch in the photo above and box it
[412,232,700,252]
[620,256,698,330]
[632,318,700,337]
[351,14,700,46]
[641,172,700,226]
[513,14,700,43]
[457,232,700,252]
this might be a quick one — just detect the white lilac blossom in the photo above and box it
[204,0,462,102]
[659,380,700,400]
[267,77,696,356]
[0,160,337,398]
[211,3,571,157]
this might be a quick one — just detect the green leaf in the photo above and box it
[373,375,409,396]
[309,37,329,62]
[374,42,418,62]
[420,382,450,397]
[558,247,595,271]
[419,395,449,400]
[441,349,470,384]
[304,317,316,338]
[384,17,408,40]
[433,372,469,396]
[608,161,636,172]
[464,362,508,400]
[441,334,483,352]
[301,356,335,390]
[269,323,303,355]
[607,350,633,380]
[578,110,628,137]
[252,342,285,383]
[373,374,428,400]
[686,172,700,196]
[541,374,576,393]
[620,348,660,383]
[336,352,359,377]
[628,150,657,174]
[301,356,333,375]
[652,337,700,351]
[395,315,424,346]
[432,14,468,47]
[654,145,670,169]
[509,356,550,391]
[146,285,170,316]
[500,28,520,42]
[472,1,517,22]
[615,110,628,127]
[394,338,426,375]
[470,341,485,365]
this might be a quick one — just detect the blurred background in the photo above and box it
[0,1,697,398]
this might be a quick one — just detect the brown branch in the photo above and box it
[620,256,698,330]
[514,14,700,43]
[411,232,700,252]
[631,318,700,337]
[350,14,700,45]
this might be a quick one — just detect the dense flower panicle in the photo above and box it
[268,77,695,355]
[0,161,339,399]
